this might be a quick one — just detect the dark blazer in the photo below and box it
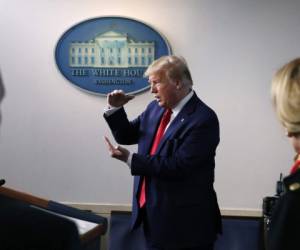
[268,169,300,250]
[105,92,222,248]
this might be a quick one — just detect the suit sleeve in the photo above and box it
[104,107,140,145]
[131,113,220,180]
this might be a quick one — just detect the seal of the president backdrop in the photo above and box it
[55,16,172,95]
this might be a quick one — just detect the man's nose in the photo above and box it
[150,84,157,93]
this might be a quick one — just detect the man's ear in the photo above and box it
[175,80,183,90]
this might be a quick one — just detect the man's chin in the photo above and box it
[157,101,166,107]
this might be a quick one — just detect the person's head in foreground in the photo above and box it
[271,58,300,160]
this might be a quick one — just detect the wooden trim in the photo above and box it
[80,224,107,244]
[0,186,49,208]
[0,187,107,244]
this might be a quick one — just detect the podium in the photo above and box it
[0,185,107,250]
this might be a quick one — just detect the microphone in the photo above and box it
[0,179,5,186]
[276,173,284,196]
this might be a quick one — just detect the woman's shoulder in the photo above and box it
[284,169,300,193]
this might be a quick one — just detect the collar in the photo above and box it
[171,90,194,118]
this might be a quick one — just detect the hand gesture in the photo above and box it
[104,136,130,163]
[107,90,134,107]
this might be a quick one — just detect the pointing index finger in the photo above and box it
[104,136,114,150]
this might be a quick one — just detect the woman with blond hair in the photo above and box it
[268,58,300,250]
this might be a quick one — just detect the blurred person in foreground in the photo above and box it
[0,71,81,250]
[268,58,300,250]
[0,72,5,125]
[104,55,222,250]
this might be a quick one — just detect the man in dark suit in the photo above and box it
[104,55,222,250]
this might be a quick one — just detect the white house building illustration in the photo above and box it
[69,31,155,68]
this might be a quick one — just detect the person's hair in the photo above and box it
[271,58,300,133]
[144,55,193,87]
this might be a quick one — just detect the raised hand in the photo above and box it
[107,90,135,107]
[104,136,130,163]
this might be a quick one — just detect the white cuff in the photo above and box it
[103,106,122,116]
[126,152,132,169]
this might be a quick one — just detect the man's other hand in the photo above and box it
[107,90,134,108]
[104,136,130,163]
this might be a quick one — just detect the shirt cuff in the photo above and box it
[103,105,122,116]
[126,152,132,169]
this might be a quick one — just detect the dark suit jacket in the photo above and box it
[104,92,222,248]
[268,169,300,250]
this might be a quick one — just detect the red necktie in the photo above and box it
[290,160,300,174]
[139,108,172,208]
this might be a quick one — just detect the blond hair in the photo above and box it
[271,58,300,133]
[144,55,193,87]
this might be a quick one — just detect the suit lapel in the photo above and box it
[143,107,165,155]
[135,94,199,190]
[155,93,199,154]
[136,106,164,189]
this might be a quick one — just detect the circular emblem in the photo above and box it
[55,16,172,96]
